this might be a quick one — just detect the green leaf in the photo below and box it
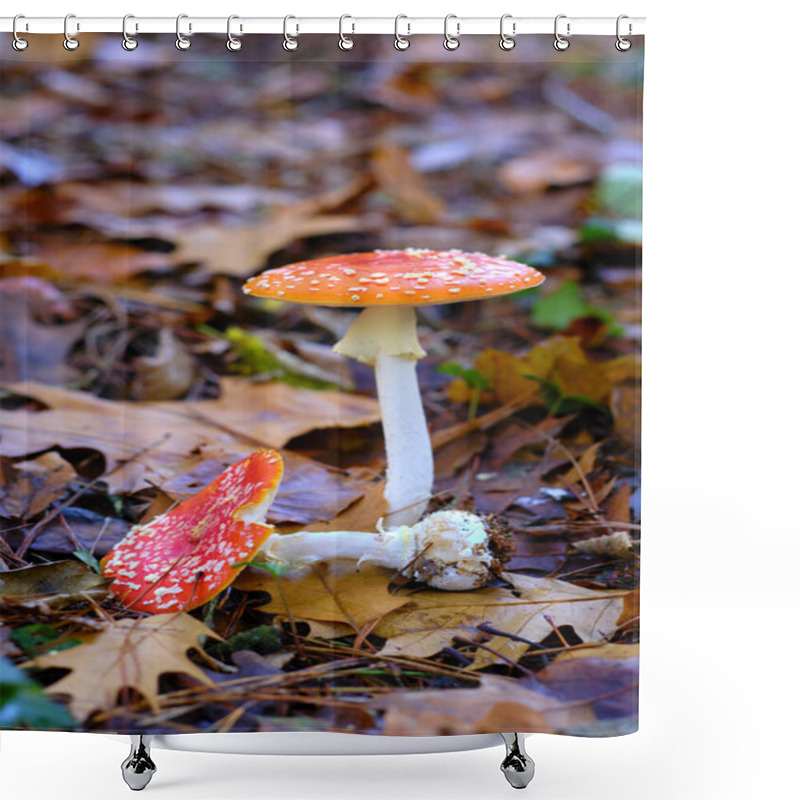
[0,657,78,730]
[531,281,587,330]
[72,549,102,574]
[9,624,59,653]
[579,220,620,244]
[525,374,611,418]
[199,325,338,390]
[596,163,643,220]
[437,362,489,390]
[235,559,293,578]
[207,625,284,661]
[531,280,623,337]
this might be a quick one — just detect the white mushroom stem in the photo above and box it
[255,510,497,591]
[334,305,433,529]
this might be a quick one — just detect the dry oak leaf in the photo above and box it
[447,336,640,408]
[236,562,412,637]
[0,378,380,493]
[374,572,626,670]
[0,451,77,519]
[171,177,371,276]
[21,613,222,723]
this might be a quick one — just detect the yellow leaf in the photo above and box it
[446,336,640,408]
[21,613,222,722]
[374,573,626,670]
[236,562,412,634]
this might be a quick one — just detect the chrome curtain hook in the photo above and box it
[63,13,79,51]
[616,14,632,51]
[443,14,460,51]
[175,14,191,50]
[12,14,29,51]
[499,14,516,50]
[394,15,410,50]
[339,15,355,50]
[283,15,298,51]
[553,14,570,51]
[122,14,138,51]
[227,15,242,51]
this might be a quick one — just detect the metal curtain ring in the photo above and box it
[227,15,242,51]
[12,14,29,51]
[122,14,138,51]
[283,15,298,51]
[616,14,632,51]
[394,15,410,50]
[499,14,515,50]
[553,14,570,51]
[63,13,79,51]
[176,14,191,50]
[443,14,460,51]
[339,15,354,50]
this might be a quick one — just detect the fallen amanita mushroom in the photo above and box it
[243,249,545,529]
[100,449,283,614]
[254,509,509,591]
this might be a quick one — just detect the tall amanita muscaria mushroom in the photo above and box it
[100,449,283,614]
[243,249,545,529]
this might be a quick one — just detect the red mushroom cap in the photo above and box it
[243,248,545,307]
[100,449,283,614]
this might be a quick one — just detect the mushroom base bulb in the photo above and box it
[379,510,499,591]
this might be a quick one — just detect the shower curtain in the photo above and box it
[0,27,642,740]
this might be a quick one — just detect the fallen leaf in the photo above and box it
[173,215,365,276]
[161,448,370,526]
[28,239,174,284]
[0,281,86,385]
[553,642,638,662]
[281,478,388,535]
[434,430,487,480]
[57,181,298,218]
[531,656,639,729]
[172,177,371,275]
[604,482,632,525]
[447,336,640,408]
[375,660,637,736]
[373,674,589,736]
[0,560,111,607]
[0,378,380,493]
[21,613,222,722]
[499,149,596,194]
[372,143,446,224]
[558,441,603,486]
[374,572,626,669]
[237,562,412,636]
[0,452,77,518]
[20,507,130,557]
[611,384,641,448]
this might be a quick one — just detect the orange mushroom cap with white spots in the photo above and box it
[100,449,283,614]
[242,248,545,306]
